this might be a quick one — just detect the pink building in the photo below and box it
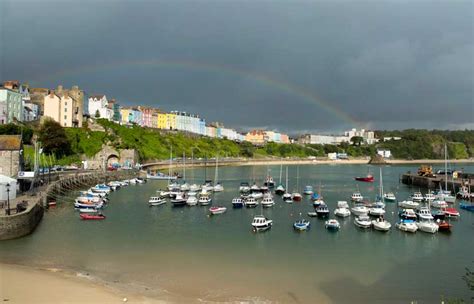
[138,106,153,128]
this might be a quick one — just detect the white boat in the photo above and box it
[431,200,448,209]
[369,206,386,216]
[283,193,293,203]
[180,182,190,192]
[252,216,272,232]
[147,172,177,180]
[198,194,212,206]
[351,204,368,216]
[292,165,302,201]
[201,181,215,192]
[250,183,260,192]
[411,192,424,202]
[251,192,263,199]
[399,208,417,220]
[157,190,170,197]
[416,207,434,220]
[213,157,224,192]
[187,191,198,197]
[167,181,180,191]
[171,193,187,206]
[135,178,146,184]
[334,205,351,217]
[307,211,318,217]
[398,200,420,209]
[244,197,258,208]
[351,192,364,202]
[213,183,224,192]
[293,219,311,231]
[436,144,456,203]
[232,198,244,208]
[149,197,166,206]
[239,182,250,193]
[354,215,372,229]
[275,184,285,195]
[190,184,201,192]
[78,208,98,213]
[435,191,456,204]
[186,196,198,206]
[383,192,397,202]
[303,185,314,195]
[91,184,111,194]
[372,217,391,232]
[325,219,340,230]
[416,220,439,233]
[424,191,436,202]
[396,219,418,233]
[261,196,275,208]
[209,206,227,215]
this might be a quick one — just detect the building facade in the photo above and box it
[0,135,23,177]
[245,130,266,145]
[88,95,110,119]
[0,88,23,123]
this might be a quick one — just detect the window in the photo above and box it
[64,115,67,120]
[65,108,67,112]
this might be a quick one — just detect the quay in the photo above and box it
[0,169,139,241]
[400,172,474,193]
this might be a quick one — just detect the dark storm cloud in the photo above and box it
[1,0,472,132]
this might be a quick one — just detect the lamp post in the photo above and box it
[6,183,10,216]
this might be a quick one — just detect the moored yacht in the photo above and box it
[315,203,330,217]
[303,185,314,195]
[398,200,420,209]
[372,217,391,232]
[354,215,372,229]
[325,219,341,231]
[383,192,397,202]
[252,216,272,232]
[351,192,364,202]
[351,203,368,216]
[232,197,244,208]
[416,207,434,220]
[261,196,275,208]
[416,220,439,234]
[411,191,424,202]
[334,201,351,217]
[396,219,418,233]
[198,193,212,206]
[244,197,258,208]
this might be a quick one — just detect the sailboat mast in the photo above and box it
[279,163,283,184]
[191,149,194,183]
[183,151,186,181]
[379,167,383,198]
[285,166,288,190]
[444,143,448,191]
[169,146,172,184]
[215,155,219,183]
[296,165,299,191]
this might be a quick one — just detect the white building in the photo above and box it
[298,134,350,145]
[344,128,378,145]
[377,149,392,159]
[88,95,112,120]
[0,175,17,201]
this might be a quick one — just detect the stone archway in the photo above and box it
[106,154,120,166]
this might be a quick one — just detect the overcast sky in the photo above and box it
[1,0,472,133]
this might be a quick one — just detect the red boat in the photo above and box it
[354,174,374,183]
[436,220,452,232]
[80,213,106,220]
[443,207,460,218]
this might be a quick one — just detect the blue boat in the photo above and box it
[293,219,311,231]
[303,186,313,195]
[460,200,474,212]
[311,192,321,201]
[232,198,244,208]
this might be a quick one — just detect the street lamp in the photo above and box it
[6,183,10,216]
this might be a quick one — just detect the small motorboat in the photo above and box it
[213,182,224,192]
[460,200,474,212]
[78,208,98,213]
[292,192,302,202]
[190,184,201,192]
[201,180,214,192]
[351,204,368,216]
[283,193,293,203]
[307,211,318,217]
[261,196,275,208]
[264,176,275,188]
[399,209,417,220]
[91,184,111,194]
[244,197,258,208]
[416,207,434,220]
[239,182,250,193]
[303,186,314,195]
[209,206,227,215]
[171,193,187,206]
[351,192,364,202]
[354,174,374,183]
[411,192,424,202]
[431,200,448,209]
[80,213,106,220]
[180,182,190,192]
[312,199,324,208]
[325,219,340,231]
[443,207,460,218]
[424,191,436,202]
[311,192,322,201]
[436,219,452,232]
[293,219,311,231]
[252,216,272,232]
[372,217,391,232]
[416,220,439,234]
[383,192,397,202]
[167,182,180,191]
[316,204,330,217]
[275,184,285,195]
[334,203,351,217]
[149,197,166,206]
[232,198,244,208]
[157,190,171,197]
[398,200,420,209]
[396,219,418,233]
[186,196,198,206]
[198,194,212,206]
[368,202,385,216]
[431,209,446,220]
[250,183,261,192]
[354,215,372,229]
[251,192,263,199]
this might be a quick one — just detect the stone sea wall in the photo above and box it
[0,200,44,241]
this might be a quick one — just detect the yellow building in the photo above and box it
[120,108,131,125]
[157,112,168,129]
[166,112,177,130]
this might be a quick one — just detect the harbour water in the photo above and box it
[1,164,473,303]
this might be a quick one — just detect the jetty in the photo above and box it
[400,171,474,192]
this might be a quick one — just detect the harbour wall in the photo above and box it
[0,199,43,241]
[400,173,473,192]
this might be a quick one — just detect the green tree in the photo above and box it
[350,136,364,146]
[38,119,72,157]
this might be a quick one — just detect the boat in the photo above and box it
[186,196,198,206]
[383,192,397,202]
[398,200,420,209]
[251,191,263,199]
[293,219,311,231]
[264,174,275,188]
[325,219,340,231]
[201,180,214,192]
[396,219,418,233]
[460,200,474,212]
[198,193,212,206]
[369,169,385,216]
[291,165,302,201]
[149,197,166,206]
[431,209,446,220]
[74,201,104,209]
[416,220,439,234]
[443,207,460,218]
[283,193,293,203]
[78,208,98,213]
[180,182,190,192]
[292,192,302,202]
[209,206,227,215]
[354,173,374,183]
[436,219,452,232]
[232,198,244,208]
[372,217,391,232]
[239,182,250,193]
[244,197,258,208]
[261,196,275,208]
[171,193,187,206]
[190,184,201,192]
[435,144,456,203]
[80,213,106,220]
[354,215,372,229]
[399,209,417,220]
[307,211,318,217]
[311,192,322,201]
[351,203,368,216]
[213,157,224,192]
[416,207,434,220]
[275,164,285,195]
[431,200,448,209]
[312,199,325,208]
[334,201,351,217]
[157,190,171,197]
[147,172,177,180]
[91,184,111,194]
[351,192,364,202]
[369,206,385,216]
[303,185,314,195]
[316,203,330,217]
[252,216,272,232]
[167,181,180,191]
[424,191,436,202]
[250,183,260,192]
[411,192,424,202]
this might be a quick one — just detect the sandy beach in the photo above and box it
[0,264,168,304]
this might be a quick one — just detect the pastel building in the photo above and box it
[206,125,217,138]
[0,87,23,123]
[157,112,168,129]
[120,107,132,125]
[88,95,111,119]
[138,106,153,128]
[245,130,266,145]
[108,99,121,122]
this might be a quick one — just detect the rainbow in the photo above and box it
[30,59,359,127]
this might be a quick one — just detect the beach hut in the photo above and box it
[0,175,17,201]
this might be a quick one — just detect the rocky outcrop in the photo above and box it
[368,155,387,165]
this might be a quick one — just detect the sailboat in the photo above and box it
[213,156,224,192]
[291,165,302,202]
[282,167,293,203]
[180,152,190,191]
[189,149,201,192]
[436,144,456,203]
[264,167,275,188]
[275,163,285,195]
[251,194,272,232]
[369,168,386,217]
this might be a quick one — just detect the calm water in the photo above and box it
[1,164,473,303]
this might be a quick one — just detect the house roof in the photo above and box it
[90,94,105,99]
[0,135,22,150]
